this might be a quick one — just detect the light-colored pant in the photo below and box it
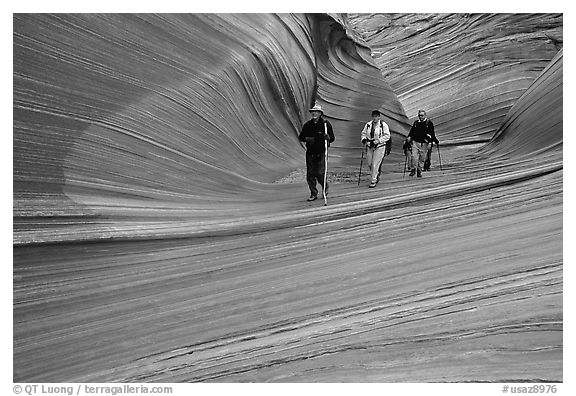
[367,145,386,183]
[411,142,431,171]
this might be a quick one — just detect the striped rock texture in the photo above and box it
[13,14,562,382]
[349,13,562,144]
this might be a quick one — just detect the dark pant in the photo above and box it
[306,150,327,196]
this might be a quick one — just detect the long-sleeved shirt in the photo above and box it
[298,117,335,154]
[360,120,390,146]
[408,118,438,144]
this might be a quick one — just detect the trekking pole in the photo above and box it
[357,144,366,186]
[323,125,329,206]
[436,144,443,172]
[403,152,408,178]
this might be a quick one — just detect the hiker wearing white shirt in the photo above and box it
[360,110,391,188]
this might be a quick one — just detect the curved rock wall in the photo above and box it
[316,14,410,144]
[13,13,563,383]
[13,13,408,244]
[349,13,563,144]
[481,49,563,158]
[14,14,312,201]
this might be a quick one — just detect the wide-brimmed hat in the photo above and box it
[309,104,323,114]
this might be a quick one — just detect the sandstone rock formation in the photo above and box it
[13,13,562,383]
[349,13,562,144]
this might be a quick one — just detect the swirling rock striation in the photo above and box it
[481,49,563,159]
[14,14,312,208]
[13,13,408,244]
[13,13,562,383]
[349,13,562,144]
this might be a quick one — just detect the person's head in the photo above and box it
[417,110,427,121]
[309,104,323,121]
[371,110,381,121]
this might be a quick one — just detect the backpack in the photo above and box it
[368,120,390,140]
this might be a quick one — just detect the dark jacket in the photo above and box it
[407,119,438,144]
[298,117,335,154]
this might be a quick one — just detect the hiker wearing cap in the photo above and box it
[360,110,391,188]
[298,104,335,201]
[404,109,439,178]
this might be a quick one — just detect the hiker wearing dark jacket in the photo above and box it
[299,104,335,201]
[405,110,439,177]
[360,110,391,188]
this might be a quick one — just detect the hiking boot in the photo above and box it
[369,182,377,188]
[417,169,422,178]
[307,194,317,201]
[409,169,416,177]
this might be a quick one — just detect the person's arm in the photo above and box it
[360,122,369,144]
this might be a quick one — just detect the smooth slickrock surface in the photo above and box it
[13,13,562,382]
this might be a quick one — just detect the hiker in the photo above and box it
[360,110,391,188]
[298,104,335,201]
[405,109,439,177]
